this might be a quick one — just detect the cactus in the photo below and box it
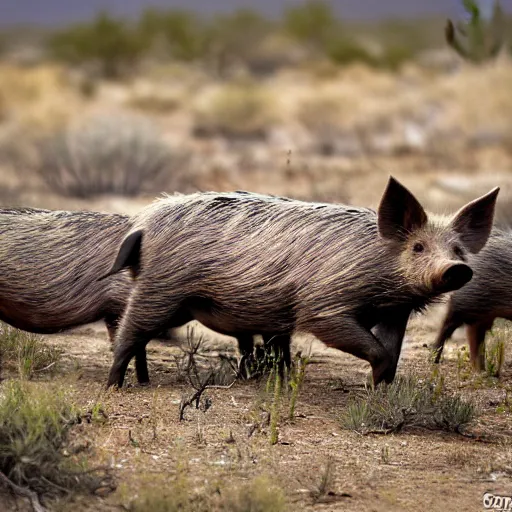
[445,0,505,63]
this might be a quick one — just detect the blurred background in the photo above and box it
[0,0,511,217]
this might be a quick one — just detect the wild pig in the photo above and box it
[433,228,512,370]
[0,206,283,375]
[103,177,498,389]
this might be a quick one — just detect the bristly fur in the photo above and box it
[106,182,499,389]
[434,227,512,365]
[0,207,133,335]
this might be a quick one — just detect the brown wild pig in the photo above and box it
[433,228,512,370]
[0,206,283,375]
[102,177,499,389]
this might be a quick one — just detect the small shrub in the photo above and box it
[193,83,277,140]
[129,473,210,512]
[296,94,352,155]
[310,456,335,504]
[341,373,476,434]
[0,323,61,380]
[0,381,113,506]
[283,0,339,52]
[222,475,286,512]
[138,9,208,62]
[35,113,188,198]
[128,474,286,512]
[48,12,146,79]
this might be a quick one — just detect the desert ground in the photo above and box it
[1,17,512,510]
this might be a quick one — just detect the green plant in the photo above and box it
[445,0,505,63]
[35,113,188,198]
[289,353,309,420]
[341,373,476,434]
[138,9,207,62]
[0,323,61,380]
[268,362,282,445]
[486,322,508,378]
[48,11,146,79]
[283,1,339,51]
[0,381,113,508]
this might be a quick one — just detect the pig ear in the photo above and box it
[449,187,500,253]
[377,176,428,242]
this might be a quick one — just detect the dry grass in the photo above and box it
[0,380,113,508]
[34,113,189,198]
[193,81,278,140]
[341,372,476,434]
[0,323,62,380]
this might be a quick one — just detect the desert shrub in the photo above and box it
[297,94,351,155]
[341,373,476,434]
[35,113,188,198]
[0,323,61,380]
[193,83,277,140]
[0,381,113,507]
[283,0,339,52]
[48,12,146,79]
[205,9,273,77]
[138,9,208,62]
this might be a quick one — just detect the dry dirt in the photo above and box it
[2,303,512,512]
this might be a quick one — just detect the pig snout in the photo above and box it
[436,263,473,293]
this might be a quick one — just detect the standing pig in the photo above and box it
[0,206,286,374]
[103,177,499,389]
[433,228,512,370]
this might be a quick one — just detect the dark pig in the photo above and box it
[433,228,512,370]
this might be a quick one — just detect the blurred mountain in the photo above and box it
[1,0,503,27]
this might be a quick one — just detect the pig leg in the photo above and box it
[237,334,255,379]
[310,317,392,386]
[372,309,411,383]
[466,320,493,372]
[432,308,464,363]
[262,334,292,375]
[107,297,193,388]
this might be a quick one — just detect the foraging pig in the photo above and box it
[103,177,499,389]
[433,228,512,370]
[0,206,285,374]
[0,207,133,339]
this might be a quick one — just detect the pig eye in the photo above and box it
[413,242,424,253]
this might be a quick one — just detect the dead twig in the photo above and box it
[0,470,47,512]
[179,372,214,421]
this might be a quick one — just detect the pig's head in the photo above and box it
[378,176,499,297]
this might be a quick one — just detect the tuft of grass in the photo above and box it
[222,475,286,512]
[341,373,476,434]
[193,82,277,140]
[0,381,114,505]
[34,113,189,198]
[129,473,210,512]
[486,321,509,378]
[128,474,286,512]
[0,323,62,380]
[310,456,335,504]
